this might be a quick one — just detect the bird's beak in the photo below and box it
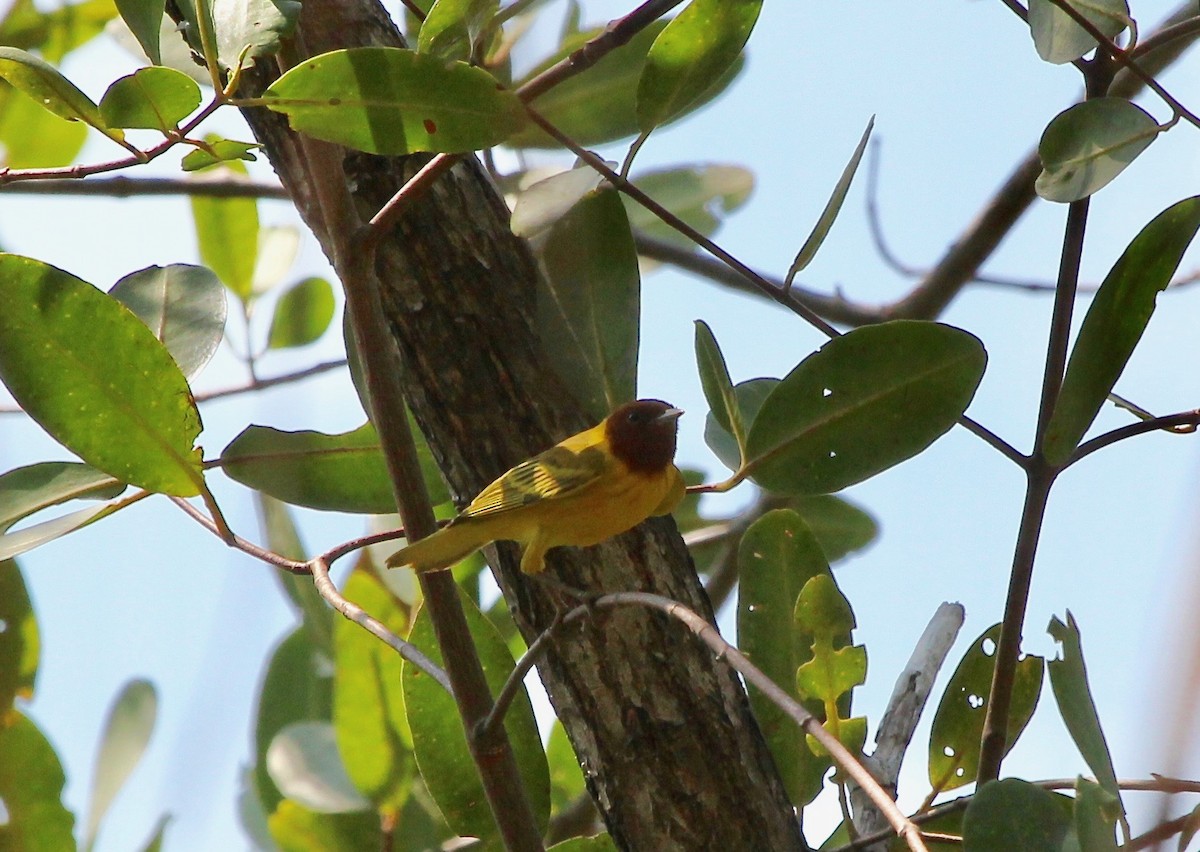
[659,407,684,422]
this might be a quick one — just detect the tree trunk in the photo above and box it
[239,2,806,848]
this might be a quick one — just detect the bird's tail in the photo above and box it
[385,522,485,572]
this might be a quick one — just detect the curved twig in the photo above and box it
[1067,409,1200,466]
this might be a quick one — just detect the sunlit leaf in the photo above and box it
[268,277,336,350]
[1028,0,1129,64]
[267,798,382,851]
[636,0,761,131]
[109,264,228,380]
[191,163,259,302]
[744,321,986,495]
[1043,196,1200,463]
[263,47,525,155]
[333,568,413,808]
[84,679,158,852]
[546,721,584,811]
[539,188,640,420]
[0,89,88,167]
[0,712,75,851]
[98,66,200,131]
[180,138,260,171]
[0,255,204,497]
[0,462,124,535]
[213,0,301,72]
[1036,98,1159,202]
[403,596,550,839]
[928,624,1044,793]
[0,559,38,714]
[0,46,121,145]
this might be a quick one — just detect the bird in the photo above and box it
[386,399,686,575]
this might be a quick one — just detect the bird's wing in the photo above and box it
[460,444,610,520]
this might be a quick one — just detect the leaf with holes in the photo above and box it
[928,624,1044,794]
[744,321,986,495]
[0,255,204,497]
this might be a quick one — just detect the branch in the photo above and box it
[0,175,289,199]
[482,591,931,852]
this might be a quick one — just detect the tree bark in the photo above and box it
[239,2,806,848]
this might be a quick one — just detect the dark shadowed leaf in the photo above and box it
[263,47,525,155]
[704,377,777,471]
[623,164,753,251]
[110,264,228,380]
[403,596,550,839]
[0,255,204,497]
[1036,98,1159,202]
[745,322,986,495]
[222,423,399,514]
[98,66,200,131]
[256,495,333,651]
[636,0,761,131]
[84,679,158,852]
[791,495,877,563]
[1028,0,1128,64]
[539,188,640,420]
[268,277,336,349]
[695,320,744,456]
[114,0,165,64]
[963,779,1071,851]
[0,560,38,714]
[0,712,76,852]
[1047,613,1122,812]
[1043,196,1200,463]
[1073,776,1120,852]
[548,836,618,851]
[738,509,832,805]
[0,462,124,535]
[928,624,1043,793]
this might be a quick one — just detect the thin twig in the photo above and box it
[193,359,349,404]
[1067,409,1200,466]
[170,496,307,571]
[0,175,289,199]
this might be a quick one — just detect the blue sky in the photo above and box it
[3,0,1200,848]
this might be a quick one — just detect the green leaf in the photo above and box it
[928,624,1044,793]
[510,165,605,239]
[0,560,38,714]
[744,321,986,495]
[266,721,370,813]
[1073,776,1120,852]
[1047,613,1122,811]
[418,0,498,61]
[963,779,1071,851]
[785,116,873,283]
[623,163,753,250]
[511,22,742,148]
[636,0,761,131]
[84,679,158,852]
[0,88,88,167]
[268,277,336,350]
[737,509,832,805]
[0,712,76,852]
[180,138,261,171]
[704,377,777,472]
[222,422,435,514]
[1,0,118,62]
[0,255,204,497]
[403,596,550,839]
[110,264,228,380]
[0,462,124,535]
[267,799,381,851]
[1043,197,1200,463]
[137,814,170,852]
[191,168,260,301]
[98,66,200,131]
[548,837,618,852]
[694,320,745,459]
[791,495,877,563]
[794,575,865,706]
[253,626,334,814]
[0,46,121,144]
[212,0,301,72]
[0,503,117,561]
[546,721,585,812]
[114,0,165,64]
[333,568,413,808]
[539,188,640,421]
[262,47,526,155]
[256,495,333,652]
[1035,97,1160,202]
[1028,0,1129,64]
